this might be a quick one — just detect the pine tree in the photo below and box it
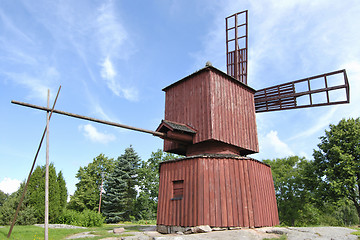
[102,146,140,222]
[102,158,132,223]
[120,146,140,216]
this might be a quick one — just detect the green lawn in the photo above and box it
[0,224,141,240]
[351,226,360,239]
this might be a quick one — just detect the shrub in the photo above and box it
[56,209,104,227]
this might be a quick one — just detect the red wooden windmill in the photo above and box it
[155,10,349,232]
[11,10,350,234]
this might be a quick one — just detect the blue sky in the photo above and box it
[1,0,360,196]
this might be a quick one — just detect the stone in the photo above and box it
[229,227,242,230]
[192,225,212,233]
[113,227,125,234]
[156,225,170,234]
[183,228,193,234]
[170,226,186,234]
[211,227,227,231]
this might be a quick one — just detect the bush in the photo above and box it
[56,209,104,227]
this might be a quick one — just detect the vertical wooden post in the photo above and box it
[7,86,61,239]
[45,89,50,240]
[98,172,104,214]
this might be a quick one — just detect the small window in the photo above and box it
[172,180,184,200]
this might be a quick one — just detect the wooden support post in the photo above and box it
[45,90,50,240]
[7,86,61,239]
[98,172,104,214]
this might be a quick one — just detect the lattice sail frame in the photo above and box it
[226,10,248,84]
[254,69,350,113]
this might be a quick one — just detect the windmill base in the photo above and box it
[156,155,279,229]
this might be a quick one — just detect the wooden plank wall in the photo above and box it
[163,68,258,154]
[210,71,258,153]
[157,157,279,227]
[163,70,212,152]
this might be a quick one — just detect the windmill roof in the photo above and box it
[162,65,256,93]
[156,120,197,134]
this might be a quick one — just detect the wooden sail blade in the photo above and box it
[226,10,248,84]
[254,69,350,113]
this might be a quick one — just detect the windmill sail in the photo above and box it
[254,69,350,113]
[226,10,248,84]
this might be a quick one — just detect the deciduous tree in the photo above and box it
[312,118,360,220]
[0,183,37,225]
[263,156,314,226]
[0,190,7,207]
[68,154,115,211]
[135,149,177,220]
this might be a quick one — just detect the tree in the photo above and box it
[135,149,177,220]
[263,156,315,226]
[0,183,37,225]
[0,190,7,207]
[102,146,140,222]
[102,157,132,223]
[68,154,115,211]
[312,118,360,220]
[57,171,68,211]
[26,163,67,223]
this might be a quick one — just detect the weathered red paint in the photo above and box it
[162,66,259,156]
[157,64,278,229]
[157,156,279,227]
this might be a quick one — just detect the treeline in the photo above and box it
[264,118,360,226]
[0,118,359,227]
[0,148,176,226]
[67,147,176,223]
[0,164,67,225]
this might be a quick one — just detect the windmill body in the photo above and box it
[156,65,279,230]
[156,10,349,232]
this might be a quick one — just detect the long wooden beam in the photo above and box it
[11,100,193,144]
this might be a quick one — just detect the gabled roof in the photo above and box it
[156,120,197,134]
[162,65,256,93]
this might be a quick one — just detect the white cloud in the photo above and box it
[100,57,120,95]
[95,2,139,102]
[99,57,139,101]
[121,87,139,102]
[258,130,294,159]
[96,2,130,59]
[0,177,21,194]
[79,124,116,144]
[101,57,116,80]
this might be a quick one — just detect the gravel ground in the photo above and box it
[257,227,358,240]
[29,224,359,240]
[34,224,87,229]
[147,226,358,240]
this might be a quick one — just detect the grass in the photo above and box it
[350,226,360,239]
[263,235,288,240]
[0,224,144,240]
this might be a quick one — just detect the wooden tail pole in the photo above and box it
[7,86,61,238]
[11,100,167,138]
